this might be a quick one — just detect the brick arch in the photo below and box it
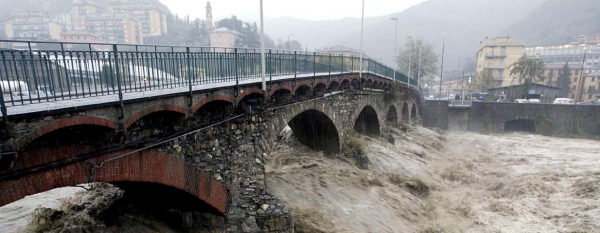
[237,87,267,102]
[125,104,187,129]
[293,81,313,92]
[13,116,118,151]
[192,94,234,113]
[327,80,340,92]
[268,85,293,97]
[0,149,228,215]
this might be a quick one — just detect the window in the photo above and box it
[549,69,554,76]
[575,70,579,75]
[593,77,597,82]
[501,46,506,55]
[572,85,577,90]
[575,77,578,82]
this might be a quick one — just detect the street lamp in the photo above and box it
[391,17,398,84]
[407,36,413,84]
[359,0,365,82]
[287,34,294,51]
[259,0,266,91]
[439,33,445,100]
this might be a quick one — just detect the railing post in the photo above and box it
[328,53,331,82]
[0,81,6,123]
[235,48,239,89]
[341,54,344,75]
[352,56,354,73]
[313,52,316,84]
[186,47,193,107]
[268,50,272,90]
[293,51,297,81]
[112,45,124,119]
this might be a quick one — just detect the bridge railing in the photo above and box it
[0,40,419,116]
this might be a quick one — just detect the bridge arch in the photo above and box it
[13,116,118,151]
[125,104,187,129]
[386,105,399,126]
[0,149,228,216]
[294,85,312,98]
[411,102,418,123]
[313,82,327,95]
[402,102,410,123]
[354,105,381,136]
[288,110,341,153]
[236,88,267,103]
[270,87,293,103]
[192,94,234,114]
[505,119,536,133]
[327,81,340,92]
[340,79,350,90]
[194,99,234,124]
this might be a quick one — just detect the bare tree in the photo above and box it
[395,38,438,86]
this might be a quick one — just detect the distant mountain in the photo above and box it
[266,0,547,70]
[500,0,600,46]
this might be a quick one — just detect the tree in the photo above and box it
[396,38,438,86]
[235,22,260,48]
[509,56,546,99]
[556,63,572,97]
[473,71,496,92]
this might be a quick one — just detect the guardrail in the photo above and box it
[0,40,419,118]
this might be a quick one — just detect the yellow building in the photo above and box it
[476,37,525,87]
[84,15,143,44]
[580,73,600,102]
[106,1,168,37]
[542,63,582,99]
[71,0,106,30]
[209,28,237,48]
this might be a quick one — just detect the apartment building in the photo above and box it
[476,37,525,87]
[84,14,143,44]
[71,0,106,30]
[4,12,69,40]
[106,0,168,37]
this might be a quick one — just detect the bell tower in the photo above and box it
[206,2,214,30]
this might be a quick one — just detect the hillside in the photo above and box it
[500,0,600,46]
[266,0,546,69]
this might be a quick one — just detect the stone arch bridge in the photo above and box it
[0,46,422,232]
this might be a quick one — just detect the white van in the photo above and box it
[553,98,575,105]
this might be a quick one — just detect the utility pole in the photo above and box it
[392,17,398,84]
[287,34,294,51]
[259,0,266,91]
[576,47,587,102]
[439,33,445,100]
[408,36,412,83]
[359,0,365,83]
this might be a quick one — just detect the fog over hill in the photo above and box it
[266,0,547,69]
[501,0,600,47]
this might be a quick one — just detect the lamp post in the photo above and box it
[287,34,294,51]
[259,0,266,91]
[439,33,445,100]
[407,36,413,84]
[391,17,398,84]
[359,0,365,82]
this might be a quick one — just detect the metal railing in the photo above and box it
[0,40,419,117]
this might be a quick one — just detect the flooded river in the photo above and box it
[2,126,600,233]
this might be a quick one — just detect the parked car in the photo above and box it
[596,99,600,105]
[528,99,541,103]
[577,101,595,105]
[553,98,575,105]
[515,99,529,103]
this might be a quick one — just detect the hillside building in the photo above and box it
[476,37,525,87]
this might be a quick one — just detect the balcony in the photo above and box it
[485,53,506,58]
[485,64,505,69]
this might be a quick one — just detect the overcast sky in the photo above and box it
[164,0,427,22]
